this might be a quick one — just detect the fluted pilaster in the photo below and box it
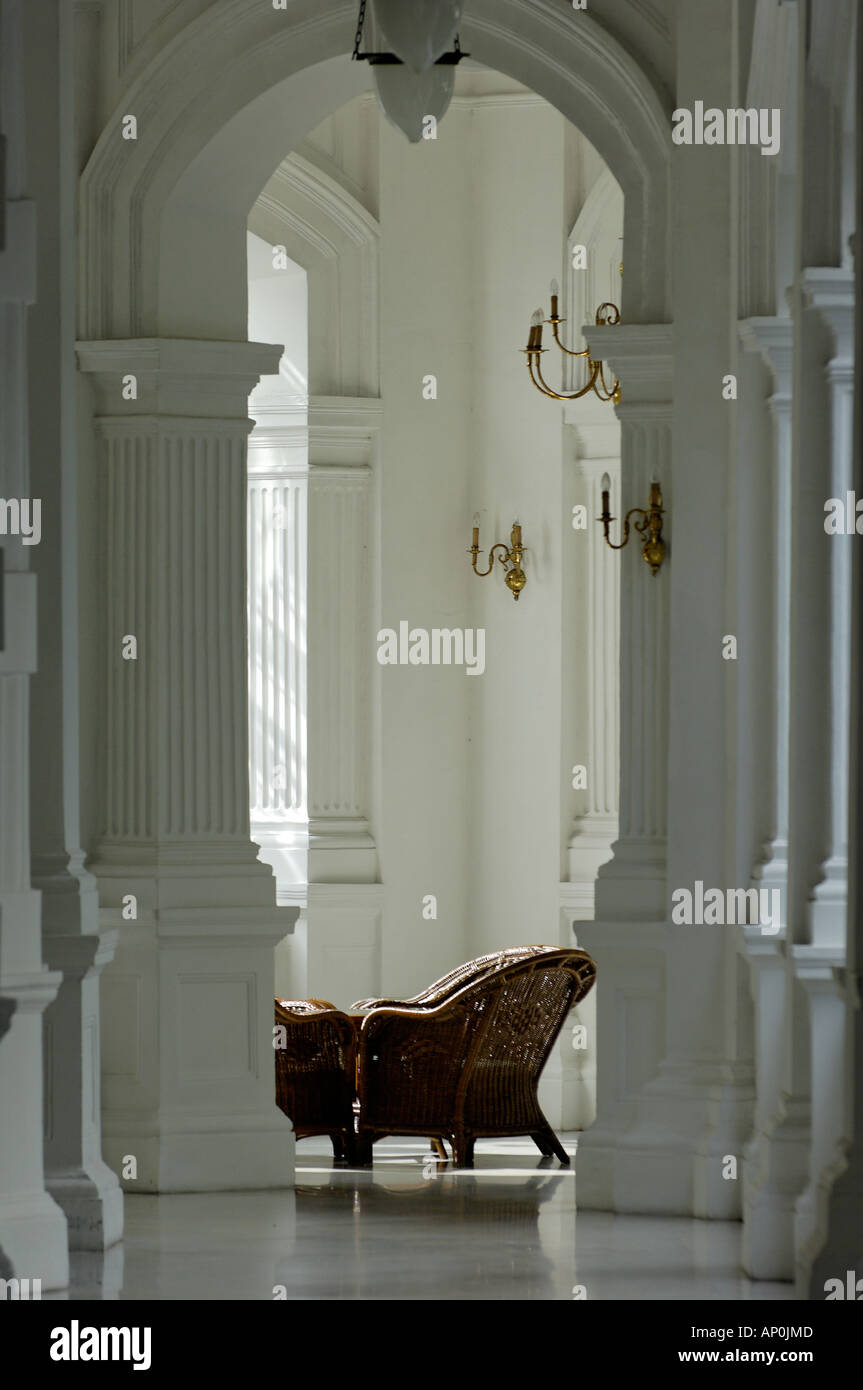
[77,339,299,1192]
[565,442,620,892]
[583,326,672,920]
[306,399,381,885]
[99,417,254,845]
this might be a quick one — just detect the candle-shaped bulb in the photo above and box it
[472,512,480,526]
[531,309,542,326]
[601,474,611,517]
[601,473,611,494]
[549,278,559,317]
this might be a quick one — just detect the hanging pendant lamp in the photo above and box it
[351,0,468,142]
[371,0,463,73]
[373,62,455,143]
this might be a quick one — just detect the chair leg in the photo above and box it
[330,1134,346,1162]
[348,1132,374,1167]
[540,1126,570,1165]
[430,1137,448,1161]
[532,1131,554,1158]
[452,1132,475,1168]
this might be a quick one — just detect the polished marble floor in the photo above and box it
[64,1136,797,1300]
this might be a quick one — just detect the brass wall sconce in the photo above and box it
[468,517,526,601]
[522,280,621,404]
[598,476,666,576]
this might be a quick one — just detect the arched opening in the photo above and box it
[74,0,671,1204]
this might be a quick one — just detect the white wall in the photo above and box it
[247,233,308,400]
[467,100,568,958]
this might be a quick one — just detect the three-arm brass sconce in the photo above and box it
[469,518,526,601]
[523,280,622,404]
[598,476,666,576]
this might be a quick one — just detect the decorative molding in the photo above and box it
[77,0,672,341]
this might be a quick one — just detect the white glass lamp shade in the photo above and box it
[371,0,463,72]
[373,62,454,143]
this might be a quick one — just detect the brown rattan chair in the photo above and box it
[274,998,357,1160]
[352,946,596,1168]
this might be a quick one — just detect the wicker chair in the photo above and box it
[352,946,596,1168]
[274,998,357,1160]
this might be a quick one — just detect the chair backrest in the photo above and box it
[449,949,596,1110]
[377,944,567,1009]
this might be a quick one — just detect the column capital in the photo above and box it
[75,337,282,417]
[581,323,674,405]
[739,315,794,400]
[801,268,855,364]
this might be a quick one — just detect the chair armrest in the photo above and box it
[276,997,339,1015]
[273,999,358,1133]
[356,1002,474,1130]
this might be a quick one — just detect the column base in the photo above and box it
[594,836,666,920]
[571,918,668,1210]
[792,945,847,1283]
[808,855,849,951]
[46,1166,124,1251]
[578,1058,755,1218]
[102,1115,295,1194]
[802,1138,863,1298]
[0,1191,69,1292]
[307,820,378,885]
[69,1244,125,1300]
[742,1102,811,1280]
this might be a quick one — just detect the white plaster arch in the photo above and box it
[78,0,673,341]
[249,152,380,398]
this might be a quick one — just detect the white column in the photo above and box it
[26,0,123,1250]
[0,190,68,1282]
[802,270,854,948]
[739,319,793,904]
[77,339,299,1192]
[304,399,383,1010]
[247,417,308,890]
[574,326,672,1209]
[738,318,810,1278]
[551,422,619,1133]
[585,330,671,923]
[791,269,855,1280]
[802,20,863,1286]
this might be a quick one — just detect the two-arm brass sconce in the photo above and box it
[598,476,666,576]
[469,518,526,601]
[523,280,621,404]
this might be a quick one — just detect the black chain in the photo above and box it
[352,0,367,60]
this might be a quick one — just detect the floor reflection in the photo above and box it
[56,1136,798,1300]
[282,1150,572,1300]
